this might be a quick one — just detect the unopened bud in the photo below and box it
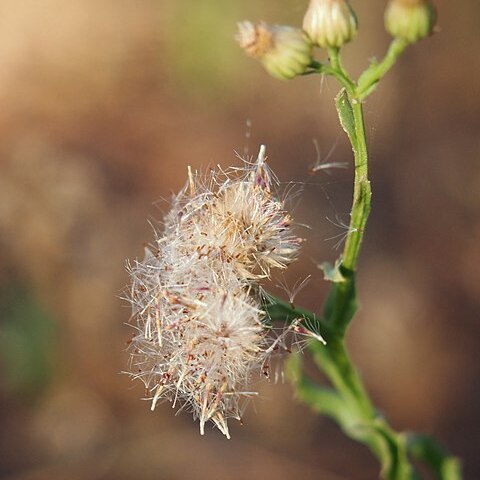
[236,21,313,80]
[385,0,436,43]
[303,0,358,49]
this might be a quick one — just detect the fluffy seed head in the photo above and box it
[127,146,301,438]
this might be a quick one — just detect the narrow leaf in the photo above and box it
[286,353,353,426]
[408,434,462,480]
[335,89,357,149]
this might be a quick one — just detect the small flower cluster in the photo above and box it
[236,0,358,81]
[127,146,301,438]
[237,0,436,80]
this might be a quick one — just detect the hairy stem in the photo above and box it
[341,97,371,271]
[356,37,409,99]
[265,45,461,479]
[327,47,356,94]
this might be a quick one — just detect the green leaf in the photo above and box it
[371,422,415,480]
[262,295,319,325]
[335,89,357,149]
[287,353,354,426]
[407,434,462,480]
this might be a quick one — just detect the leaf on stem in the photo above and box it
[371,422,414,480]
[335,88,357,149]
[407,434,462,480]
[286,353,353,426]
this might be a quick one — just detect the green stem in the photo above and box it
[312,86,411,475]
[266,294,419,479]
[309,336,414,480]
[310,50,356,93]
[341,97,371,271]
[357,37,409,99]
[310,334,374,419]
[407,435,462,480]
[263,41,461,480]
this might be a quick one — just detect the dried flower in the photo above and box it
[385,0,436,43]
[303,0,358,49]
[127,146,301,438]
[236,21,313,80]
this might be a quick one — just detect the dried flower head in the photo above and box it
[236,21,313,80]
[127,146,301,438]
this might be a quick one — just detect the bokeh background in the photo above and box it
[0,1,478,479]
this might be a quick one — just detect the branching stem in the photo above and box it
[266,41,462,480]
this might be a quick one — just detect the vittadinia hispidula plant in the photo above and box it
[127,1,462,478]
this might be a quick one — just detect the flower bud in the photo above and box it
[302,0,358,49]
[385,0,436,43]
[236,21,313,80]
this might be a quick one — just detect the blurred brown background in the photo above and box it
[0,1,478,479]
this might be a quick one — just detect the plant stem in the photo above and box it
[310,81,420,477]
[341,97,371,271]
[357,38,409,99]
[327,47,356,94]
[264,41,461,480]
